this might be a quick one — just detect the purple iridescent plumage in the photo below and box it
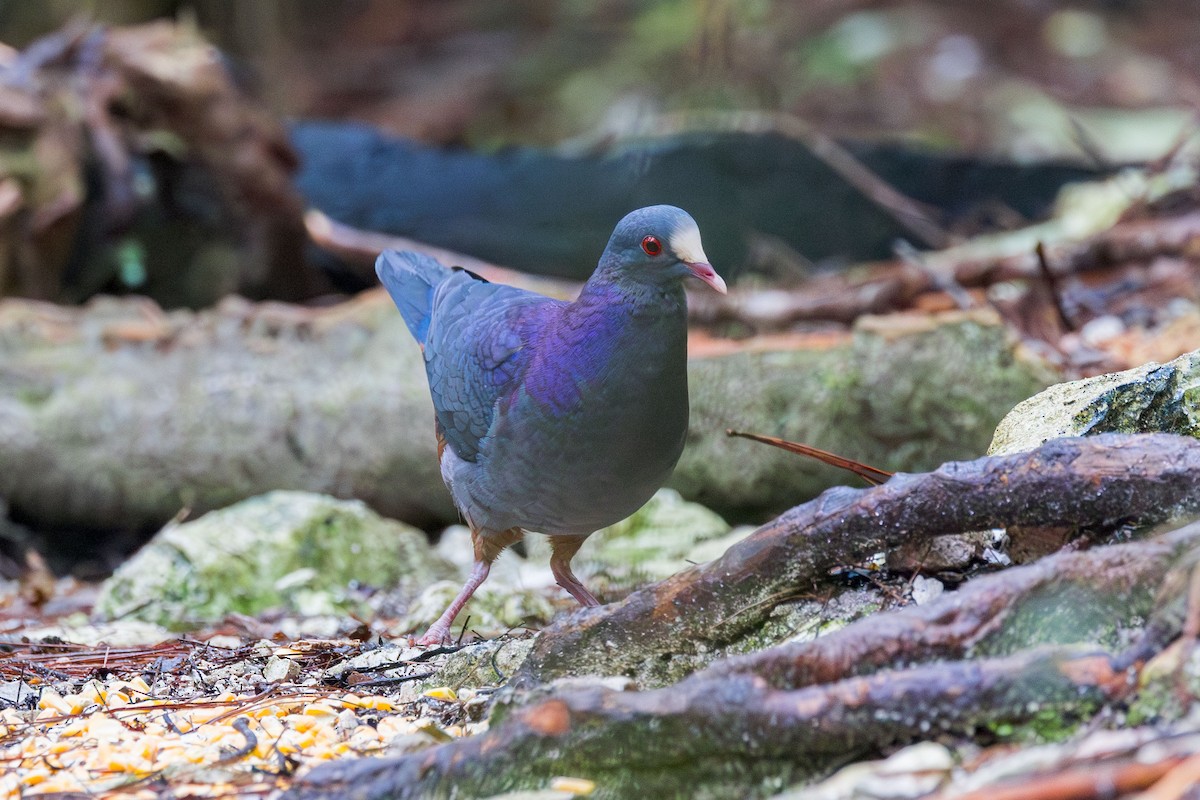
[376,205,726,644]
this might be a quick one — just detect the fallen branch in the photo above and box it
[304,209,581,300]
[688,210,1200,332]
[953,757,1185,800]
[516,434,1200,686]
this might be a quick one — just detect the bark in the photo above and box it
[0,294,1049,535]
[515,434,1200,686]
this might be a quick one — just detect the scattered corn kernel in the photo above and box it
[358,695,395,711]
[347,727,382,753]
[550,777,597,795]
[46,738,76,755]
[303,701,341,717]
[256,716,284,739]
[57,718,90,738]
[37,689,72,715]
[2,671,474,798]
[126,676,152,696]
[79,681,106,704]
[188,707,228,725]
[376,715,417,739]
[286,713,318,733]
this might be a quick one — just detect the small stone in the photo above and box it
[1079,314,1124,346]
[910,576,944,605]
[0,681,36,709]
[263,656,300,683]
[335,708,360,736]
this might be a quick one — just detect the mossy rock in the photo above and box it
[423,637,536,692]
[96,491,456,629]
[990,349,1200,454]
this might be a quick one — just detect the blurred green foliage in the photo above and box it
[1,0,1196,159]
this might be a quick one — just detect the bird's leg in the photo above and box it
[417,560,489,646]
[417,527,523,646]
[548,534,600,607]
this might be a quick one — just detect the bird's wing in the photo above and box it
[424,270,556,462]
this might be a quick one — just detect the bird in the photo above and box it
[376,205,726,645]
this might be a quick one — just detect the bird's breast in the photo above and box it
[478,300,690,533]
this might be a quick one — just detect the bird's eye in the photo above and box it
[641,235,662,256]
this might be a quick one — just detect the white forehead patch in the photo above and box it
[668,222,709,264]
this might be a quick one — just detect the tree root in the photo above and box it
[518,433,1200,685]
[287,646,1130,800]
[700,521,1200,690]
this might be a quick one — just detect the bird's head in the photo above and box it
[600,205,726,294]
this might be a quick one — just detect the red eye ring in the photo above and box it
[641,235,662,256]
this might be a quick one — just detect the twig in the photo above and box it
[212,717,258,765]
[895,239,975,310]
[649,110,951,249]
[954,756,1183,800]
[1034,240,1074,332]
[726,429,893,485]
[1139,751,1200,800]
[345,671,436,690]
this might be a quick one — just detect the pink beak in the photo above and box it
[686,261,727,294]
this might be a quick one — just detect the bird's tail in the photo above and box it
[375,250,448,344]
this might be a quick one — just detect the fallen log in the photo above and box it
[515,434,1200,686]
[0,294,1048,537]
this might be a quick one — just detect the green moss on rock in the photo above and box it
[95,491,456,629]
[990,349,1200,454]
[424,637,536,692]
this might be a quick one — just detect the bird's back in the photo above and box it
[377,249,559,463]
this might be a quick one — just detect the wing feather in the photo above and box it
[424,272,557,461]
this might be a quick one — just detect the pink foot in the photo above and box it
[416,626,451,647]
[415,559,491,647]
